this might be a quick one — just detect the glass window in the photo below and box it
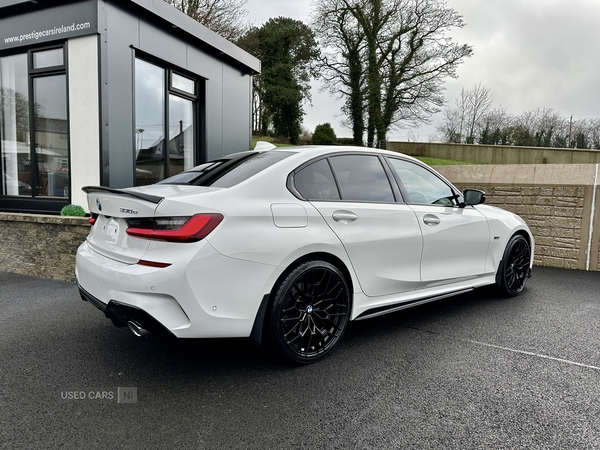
[387,158,457,206]
[168,94,194,176]
[171,73,195,95]
[33,75,68,197]
[1,46,69,204]
[135,57,199,186]
[1,54,30,197]
[135,59,165,186]
[210,151,292,188]
[32,48,63,69]
[294,158,340,200]
[329,154,395,202]
[158,161,221,185]
[159,151,293,188]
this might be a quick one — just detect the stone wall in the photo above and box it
[0,213,89,282]
[434,164,600,271]
[388,141,600,165]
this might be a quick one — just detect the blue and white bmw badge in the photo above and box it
[96,198,102,211]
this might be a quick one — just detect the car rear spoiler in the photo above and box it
[82,186,164,205]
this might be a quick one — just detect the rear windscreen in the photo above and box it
[158,151,293,188]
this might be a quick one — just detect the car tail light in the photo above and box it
[126,213,223,242]
[88,213,98,226]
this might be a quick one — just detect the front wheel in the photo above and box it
[496,234,531,297]
[264,260,350,364]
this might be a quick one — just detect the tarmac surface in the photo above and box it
[1,266,599,449]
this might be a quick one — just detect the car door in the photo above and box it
[385,157,490,288]
[292,154,423,297]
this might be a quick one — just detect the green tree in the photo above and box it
[311,123,338,144]
[238,17,319,144]
[311,0,472,146]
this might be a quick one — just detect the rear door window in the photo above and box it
[294,159,340,200]
[329,155,395,202]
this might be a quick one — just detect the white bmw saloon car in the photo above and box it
[76,144,533,363]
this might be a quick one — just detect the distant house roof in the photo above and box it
[130,0,260,74]
[35,118,68,134]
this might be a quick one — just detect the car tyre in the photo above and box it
[496,234,531,297]
[264,259,350,364]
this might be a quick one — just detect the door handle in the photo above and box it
[332,211,358,224]
[423,214,440,226]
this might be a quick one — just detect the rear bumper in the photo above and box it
[75,239,276,338]
[78,285,174,336]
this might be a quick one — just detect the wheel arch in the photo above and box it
[286,252,355,296]
[512,228,534,268]
[495,231,533,296]
[513,228,532,245]
[249,251,355,348]
[497,229,534,273]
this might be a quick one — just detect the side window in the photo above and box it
[294,158,340,200]
[329,155,395,202]
[387,158,457,206]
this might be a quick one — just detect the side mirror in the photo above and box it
[462,189,486,206]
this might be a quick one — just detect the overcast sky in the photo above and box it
[245,0,600,142]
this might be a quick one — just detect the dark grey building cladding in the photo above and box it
[0,0,98,50]
[0,0,260,213]
[96,0,260,187]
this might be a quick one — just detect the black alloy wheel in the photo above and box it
[265,260,350,364]
[496,234,531,297]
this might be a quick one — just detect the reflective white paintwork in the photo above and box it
[76,145,534,339]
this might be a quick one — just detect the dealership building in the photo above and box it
[0,0,260,214]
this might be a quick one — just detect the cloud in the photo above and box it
[448,0,600,115]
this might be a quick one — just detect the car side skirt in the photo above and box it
[355,288,474,321]
[351,273,497,321]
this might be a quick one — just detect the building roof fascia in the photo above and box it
[129,0,260,74]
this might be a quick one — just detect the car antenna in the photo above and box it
[254,141,277,151]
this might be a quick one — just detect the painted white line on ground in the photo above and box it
[466,339,600,371]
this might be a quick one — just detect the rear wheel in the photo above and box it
[496,235,531,297]
[265,260,350,364]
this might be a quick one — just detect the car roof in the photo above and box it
[258,145,421,163]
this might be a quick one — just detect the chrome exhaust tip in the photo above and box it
[127,320,150,337]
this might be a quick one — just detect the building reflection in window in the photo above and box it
[1,48,69,199]
[135,57,197,186]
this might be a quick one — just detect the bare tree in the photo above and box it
[478,106,513,145]
[311,0,472,146]
[589,118,600,149]
[437,83,492,143]
[464,82,492,143]
[436,106,462,143]
[512,108,567,147]
[164,0,249,41]
[437,89,600,149]
[312,0,367,145]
